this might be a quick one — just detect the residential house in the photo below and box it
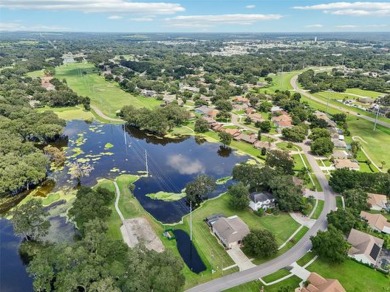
[246,107,256,115]
[249,192,276,211]
[248,112,264,123]
[270,106,282,114]
[254,140,275,150]
[221,128,241,137]
[211,123,223,131]
[332,139,347,149]
[272,113,292,129]
[360,211,390,234]
[141,89,156,97]
[314,111,337,128]
[202,116,216,125]
[359,97,374,104]
[195,106,219,118]
[296,272,346,292]
[162,94,177,104]
[334,159,360,171]
[367,193,388,211]
[233,96,249,104]
[332,150,350,160]
[236,133,257,144]
[211,215,250,249]
[205,214,225,227]
[347,228,384,266]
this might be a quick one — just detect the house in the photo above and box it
[233,96,249,104]
[221,128,241,137]
[332,150,350,160]
[195,106,219,118]
[211,123,223,131]
[367,193,388,211]
[332,139,347,149]
[296,272,346,292]
[141,89,156,97]
[360,211,390,234]
[245,107,256,115]
[314,111,337,128]
[334,159,360,171]
[272,113,292,128]
[347,228,384,266]
[162,94,177,104]
[236,133,257,144]
[271,106,282,113]
[359,97,374,104]
[249,192,276,211]
[254,140,275,150]
[202,116,216,125]
[205,214,225,227]
[211,215,250,249]
[248,113,264,123]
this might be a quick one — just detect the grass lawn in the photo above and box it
[336,196,344,209]
[259,71,301,93]
[307,259,390,292]
[345,88,383,99]
[293,154,305,170]
[37,106,95,121]
[296,251,316,267]
[224,275,301,292]
[311,200,324,220]
[276,141,295,151]
[27,69,44,78]
[261,269,291,283]
[55,62,161,118]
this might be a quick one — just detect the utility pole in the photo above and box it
[190,200,193,241]
[373,106,380,131]
[145,150,149,176]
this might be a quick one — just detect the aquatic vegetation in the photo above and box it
[104,142,114,149]
[146,191,186,202]
[216,176,232,185]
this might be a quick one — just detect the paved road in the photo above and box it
[187,142,337,292]
[290,75,390,129]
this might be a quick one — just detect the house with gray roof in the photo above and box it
[249,192,275,211]
[211,215,250,249]
[347,228,384,266]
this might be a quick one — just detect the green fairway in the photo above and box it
[345,88,384,99]
[307,259,389,292]
[55,62,161,118]
[259,71,300,93]
[37,106,95,121]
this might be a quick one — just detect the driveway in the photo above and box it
[226,246,256,271]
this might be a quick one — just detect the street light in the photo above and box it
[373,104,380,131]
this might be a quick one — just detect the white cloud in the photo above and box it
[167,155,205,175]
[245,5,256,9]
[130,17,154,22]
[0,22,68,31]
[336,24,358,28]
[335,24,388,29]
[0,0,185,15]
[166,14,283,27]
[293,2,390,16]
[306,24,324,28]
[108,15,123,20]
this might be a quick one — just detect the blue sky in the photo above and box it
[0,1,389,32]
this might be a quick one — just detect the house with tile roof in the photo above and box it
[296,272,346,292]
[367,193,388,211]
[360,211,390,234]
[211,215,250,249]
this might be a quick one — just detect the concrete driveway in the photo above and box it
[226,246,256,271]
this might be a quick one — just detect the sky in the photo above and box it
[0,1,389,33]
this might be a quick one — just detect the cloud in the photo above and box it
[0,22,68,31]
[130,17,154,22]
[335,24,388,29]
[293,2,390,17]
[108,15,123,20]
[166,14,283,27]
[245,5,256,9]
[306,24,324,28]
[0,0,185,15]
[336,24,358,28]
[167,154,205,175]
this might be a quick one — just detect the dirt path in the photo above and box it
[91,105,123,122]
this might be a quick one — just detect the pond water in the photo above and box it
[51,120,249,223]
[0,219,33,292]
[173,229,207,274]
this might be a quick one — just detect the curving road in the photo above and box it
[290,75,390,129]
[187,142,337,292]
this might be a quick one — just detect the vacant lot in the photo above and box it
[55,62,161,118]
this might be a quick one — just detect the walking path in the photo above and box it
[113,181,124,221]
[91,105,123,122]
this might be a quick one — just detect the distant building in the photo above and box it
[249,192,276,211]
[332,139,347,149]
[347,228,384,266]
[295,272,346,292]
[358,97,374,104]
[332,150,350,160]
[360,211,390,234]
[248,113,264,123]
[233,96,249,104]
[334,159,360,171]
[367,193,388,211]
[254,140,275,150]
[211,215,250,249]
[235,133,257,144]
[272,113,292,129]
[220,128,240,137]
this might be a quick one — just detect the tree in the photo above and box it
[219,132,232,148]
[310,137,334,156]
[309,128,330,141]
[343,189,368,214]
[228,183,250,210]
[266,150,294,175]
[43,145,66,167]
[311,226,349,263]
[69,162,94,185]
[185,174,216,207]
[350,141,360,158]
[261,147,267,156]
[259,121,271,133]
[215,100,233,112]
[11,199,50,241]
[282,126,306,142]
[242,229,278,258]
[327,208,362,234]
[194,118,209,133]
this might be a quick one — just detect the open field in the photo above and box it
[307,259,390,291]
[27,69,44,78]
[37,106,95,121]
[55,62,161,118]
[259,71,300,93]
[345,88,384,98]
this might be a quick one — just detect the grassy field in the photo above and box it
[37,106,95,121]
[307,259,390,291]
[345,88,383,99]
[27,69,44,78]
[259,71,300,93]
[224,275,301,292]
[55,62,161,118]
[311,200,324,220]
[261,269,291,283]
[296,251,316,267]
